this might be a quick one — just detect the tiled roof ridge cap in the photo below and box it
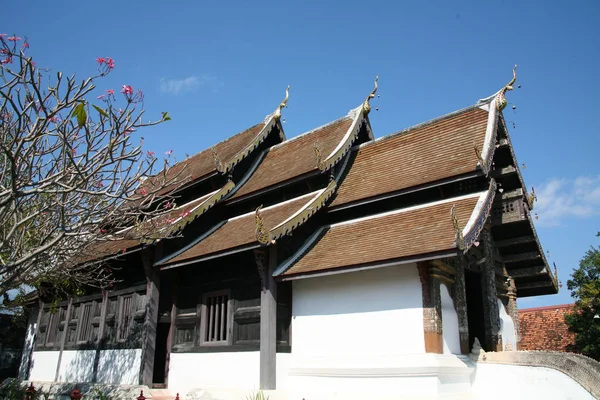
[268,108,358,151]
[354,103,484,150]
[519,303,574,312]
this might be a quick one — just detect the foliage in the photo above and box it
[244,390,269,400]
[0,34,187,299]
[564,240,600,360]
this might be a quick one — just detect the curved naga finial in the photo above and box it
[451,205,465,250]
[212,147,224,172]
[273,85,290,121]
[362,75,379,114]
[495,65,517,111]
[255,205,271,245]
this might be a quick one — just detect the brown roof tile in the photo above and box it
[281,194,480,276]
[331,107,489,207]
[518,304,576,351]
[165,192,319,264]
[230,117,353,200]
[144,122,267,196]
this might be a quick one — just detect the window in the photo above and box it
[200,290,231,345]
[117,295,133,341]
[77,302,95,343]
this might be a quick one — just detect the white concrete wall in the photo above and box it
[276,353,291,390]
[168,352,260,396]
[291,263,425,364]
[472,363,594,400]
[29,351,60,381]
[56,349,142,384]
[440,283,461,354]
[498,299,517,351]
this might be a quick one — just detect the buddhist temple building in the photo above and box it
[21,69,597,400]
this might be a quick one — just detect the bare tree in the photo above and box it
[0,34,186,298]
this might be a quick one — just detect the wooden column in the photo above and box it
[139,246,161,386]
[417,262,443,353]
[256,246,277,390]
[505,277,520,349]
[480,227,502,351]
[452,257,470,354]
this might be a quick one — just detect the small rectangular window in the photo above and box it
[77,303,94,343]
[201,290,230,345]
[117,295,133,341]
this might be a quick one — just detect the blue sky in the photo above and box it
[4,0,599,308]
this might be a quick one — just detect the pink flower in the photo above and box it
[105,57,115,70]
[147,150,155,157]
[96,57,105,64]
[165,149,173,156]
[21,42,29,48]
[123,128,133,135]
[7,36,21,42]
[121,85,133,95]
[48,116,59,123]
[0,49,6,54]
[1,57,12,64]
[106,89,114,95]
[97,94,105,100]
[139,188,147,196]
[0,34,6,37]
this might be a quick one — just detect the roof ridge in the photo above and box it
[519,304,574,312]
[269,108,357,151]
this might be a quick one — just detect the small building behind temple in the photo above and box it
[519,304,576,352]
[18,69,577,399]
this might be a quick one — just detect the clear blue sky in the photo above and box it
[4,0,599,308]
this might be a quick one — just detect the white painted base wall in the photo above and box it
[27,349,141,385]
[168,352,260,396]
[498,300,517,351]
[440,284,461,354]
[472,363,594,400]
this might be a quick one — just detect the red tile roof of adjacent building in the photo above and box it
[518,304,575,351]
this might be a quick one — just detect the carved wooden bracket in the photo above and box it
[254,249,268,291]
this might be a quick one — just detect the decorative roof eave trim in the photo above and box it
[276,250,459,281]
[143,180,236,244]
[458,179,497,252]
[269,148,354,241]
[220,114,283,175]
[476,98,499,176]
[524,207,558,292]
[497,115,534,211]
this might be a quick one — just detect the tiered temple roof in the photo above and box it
[84,72,558,298]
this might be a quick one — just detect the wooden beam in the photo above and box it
[509,265,548,278]
[498,188,523,200]
[492,165,517,178]
[516,280,555,290]
[503,252,542,263]
[495,236,536,248]
[259,246,278,390]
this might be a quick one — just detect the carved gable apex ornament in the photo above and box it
[362,75,379,115]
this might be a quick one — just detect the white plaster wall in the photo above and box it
[97,349,142,384]
[440,283,461,354]
[57,350,95,382]
[472,363,594,400]
[276,353,291,390]
[291,263,424,364]
[168,352,260,396]
[29,351,60,381]
[56,349,141,384]
[498,299,517,351]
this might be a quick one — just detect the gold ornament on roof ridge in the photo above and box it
[495,65,517,111]
[451,205,465,250]
[273,85,290,121]
[527,186,536,210]
[362,75,379,114]
[255,205,270,245]
[212,147,223,172]
[314,143,325,171]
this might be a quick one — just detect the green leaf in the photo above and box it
[71,103,87,127]
[92,104,108,118]
[161,111,171,121]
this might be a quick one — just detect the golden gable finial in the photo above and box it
[255,205,270,245]
[496,65,517,111]
[273,85,290,121]
[314,143,325,171]
[212,147,223,172]
[362,75,379,114]
[451,205,465,250]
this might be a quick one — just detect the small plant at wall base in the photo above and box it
[564,233,600,361]
[0,34,186,300]
[244,390,269,400]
